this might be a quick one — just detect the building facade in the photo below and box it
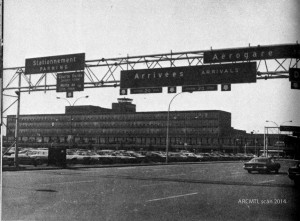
[5,98,268,152]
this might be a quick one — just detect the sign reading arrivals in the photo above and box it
[204,44,300,63]
[25,53,85,74]
[120,62,256,89]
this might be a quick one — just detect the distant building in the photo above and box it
[5,98,270,152]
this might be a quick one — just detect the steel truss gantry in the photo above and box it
[2,45,300,94]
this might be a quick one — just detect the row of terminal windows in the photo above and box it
[11,127,220,136]
[8,112,222,123]
[14,119,221,129]
[8,135,235,146]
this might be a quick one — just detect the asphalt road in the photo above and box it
[2,161,299,221]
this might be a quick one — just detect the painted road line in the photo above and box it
[256,180,275,184]
[141,183,173,187]
[165,173,186,177]
[40,180,95,185]
[146,192,198,202]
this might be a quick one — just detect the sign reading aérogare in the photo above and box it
[25,53,85,74]
[120,62,257,88]
[204,44,299,63]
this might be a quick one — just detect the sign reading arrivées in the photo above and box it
[120,62,256,89]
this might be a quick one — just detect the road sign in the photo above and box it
[120,88,128,95]
[289,68,300,82]
[221,84,231,91]
[168,86,177,93]
[57,72,84,92]
[204,44,300,63]
[130,87,162,94]
[182,85,218,92]
[291,82,300,90]
[66,91,73,98]
[25,53,85,74]
[280,126,300,132]
[120,62,256,88]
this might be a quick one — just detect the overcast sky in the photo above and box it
[3,0,300,134]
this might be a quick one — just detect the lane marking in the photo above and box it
[40,180,95,186]
[147,192,198,202]
[165,173,186,177]
[257,180,275,184]
[141,183,173,187]
[117,167,137,170]
[231,172,244,174]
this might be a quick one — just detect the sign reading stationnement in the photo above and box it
[56,72,84,92]
[120,62,256,89]
[203,44,300,63]
[25,53,85,74]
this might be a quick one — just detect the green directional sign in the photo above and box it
[182,85,218,92]
[130,87,162,94]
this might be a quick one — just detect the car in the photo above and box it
[113,151,137,164]
[243,157,280,174]
[167,152,188,162]
[66,150,91,164]
[126,151,147,163]
[288,161,300,185]
[27,149,49,165]
[145,151,166,162]
[3,150,38,166]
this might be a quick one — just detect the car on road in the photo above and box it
[288,161,300,185]
[243,157,280,174]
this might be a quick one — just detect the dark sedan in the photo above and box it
[243,157,280,174]
[288,161,300,185]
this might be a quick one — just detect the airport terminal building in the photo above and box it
[5,98,265,152]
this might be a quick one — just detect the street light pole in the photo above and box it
[166,92,189,163]
[57,95,89,148]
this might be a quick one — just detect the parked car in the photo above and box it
[288,161,300,185]
[27,149,49,165]
[96,150,117,164]
[113,152,137,164]
[3,150,38,166]
[243,157,280,174]
[66,150,91,164]
[145,151,166,162]
[181,151,200,162]
[168,152,188,162]
[126,151,147,163]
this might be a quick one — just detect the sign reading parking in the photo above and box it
[57,72,84,92]
[25,53,85,75]
[130,87,162,94]
[120,62,256,89]
[182,85,218,92]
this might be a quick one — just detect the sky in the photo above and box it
[2,0,300,134]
